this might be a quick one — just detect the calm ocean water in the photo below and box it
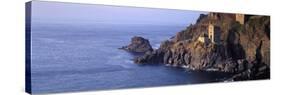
[31,22,231,93]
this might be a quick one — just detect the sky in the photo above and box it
[31,1,206,25]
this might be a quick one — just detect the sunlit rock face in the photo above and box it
[132,13,270,81]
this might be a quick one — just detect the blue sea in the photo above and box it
[30,22,230,93]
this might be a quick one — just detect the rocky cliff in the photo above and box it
[134,13,270,81]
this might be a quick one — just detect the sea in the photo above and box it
[30,22,231,93]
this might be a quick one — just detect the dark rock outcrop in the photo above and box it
[134,49,164,64]
[119,36,153,53]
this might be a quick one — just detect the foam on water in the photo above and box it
[38,38,65,43]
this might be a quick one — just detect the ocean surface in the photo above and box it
[31,22,231,93]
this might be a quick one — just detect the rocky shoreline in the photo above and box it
[120,13,270,81]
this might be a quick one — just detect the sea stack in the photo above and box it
[119,36,153,53]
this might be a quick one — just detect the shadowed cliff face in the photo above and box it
[133,13,270,81]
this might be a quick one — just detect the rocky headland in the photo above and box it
[121,13,270,81]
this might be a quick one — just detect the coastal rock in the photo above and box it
[134,49,164,64]
[123,13,270,81]
[119,36,153,53]
[163,50,172,64]
[227,61,270,81]
[132,13,269,74]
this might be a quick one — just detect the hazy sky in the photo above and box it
[31,1,206,25]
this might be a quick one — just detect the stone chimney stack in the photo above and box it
[235,14,245,24]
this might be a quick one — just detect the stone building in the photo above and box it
[208,12,218,19]
[208,12,245,25]
[198,33,208,43]
[235,14,245,24]
[208,24,221,44]
[197,24,221,44]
